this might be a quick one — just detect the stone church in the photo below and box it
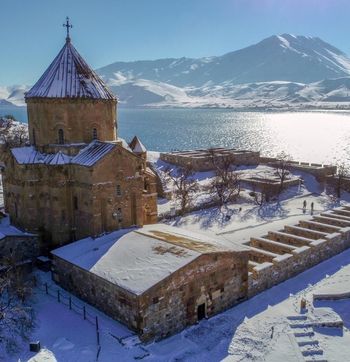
[2,29,158,251]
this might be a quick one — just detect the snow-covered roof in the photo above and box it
[129,136,147,153]
[11,141,116,167]
[52,224,246,295]
[25,40,116,100]
[117,137,133,152]
[0,216,35,239]
[71,141,115,166]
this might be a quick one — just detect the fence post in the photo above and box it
[45,283,48,295]
[69,296,72,310]
[95,316,100,346]
[57,290,60,303]
[83,306,86,320]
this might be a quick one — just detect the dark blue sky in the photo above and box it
[1,0,349,85]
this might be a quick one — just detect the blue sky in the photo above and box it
[1,0,349,85]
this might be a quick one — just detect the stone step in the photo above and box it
[299,220,340,233]
[284,225,328,240]
[251,236,296,254]
[313,215,350,227]
[294,329,315,338]
[297,338,319,347]
[301,347,324,357]
[289,322,313,329]
[287,315,308,321]
[267,230,313,247]
[321,212,350,222]
[247,246,279,263]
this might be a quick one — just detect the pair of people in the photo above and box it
[303,200,314,213]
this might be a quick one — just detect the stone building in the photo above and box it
[2,30,158,251]
[51,224,249,341]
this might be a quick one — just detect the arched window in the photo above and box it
[92,128,98,140]
[32,129,36,145]
[58,129,64,144]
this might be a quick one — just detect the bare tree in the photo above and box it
[274,151,292,192]
[250,182,275,207]
[0,254,35,354]
[331,163,349,198]
[165,165,199,215]
[0,116,29,149]
[208,151,240,206]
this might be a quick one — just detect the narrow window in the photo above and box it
[32,129,36,145]
[61,210,65,222]
[73,196,78,210]
[117,208,122,222]
[58,129,64,144]
[92,128,98,140]
[116,184,121,196]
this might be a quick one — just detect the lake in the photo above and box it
[1,106,350,166]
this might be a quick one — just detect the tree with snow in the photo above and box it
[0,116,29,149]
[330,162,349,198]
[208,151,240,207]
[274,151,292,192]
[165,165,199,215]
[0,253,35,354]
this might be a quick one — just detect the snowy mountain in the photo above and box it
[2,34,350,109]
[0,85,29,107]
[97,34,350,87]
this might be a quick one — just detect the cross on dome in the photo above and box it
[63,17,73,42]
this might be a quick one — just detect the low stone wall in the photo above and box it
[160,149,260,171]
[241,177,300,194]
[259,157,337,181]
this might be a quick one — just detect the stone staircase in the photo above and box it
[287,315,327,362]
[247,205,350,297]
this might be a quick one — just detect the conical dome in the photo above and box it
[26,40,116,100]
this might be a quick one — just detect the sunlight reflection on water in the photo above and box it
[118,109,350,165]
[3,107,350,166]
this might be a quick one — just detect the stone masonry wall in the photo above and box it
[52,256,141,331]
[248,229,350,297]
[0,235,39,262]
[139,252,248,341]
[160,151,260,171]
[27,99,117,149]
[52,250,249,342]
[3,142,158,250]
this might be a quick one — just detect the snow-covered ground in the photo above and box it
[11,247,350,362]
[4,154,350,362]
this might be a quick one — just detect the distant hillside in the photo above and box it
[98,34,350,87]
[2,34,350,109]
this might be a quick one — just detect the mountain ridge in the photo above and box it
[2,34,350,110]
